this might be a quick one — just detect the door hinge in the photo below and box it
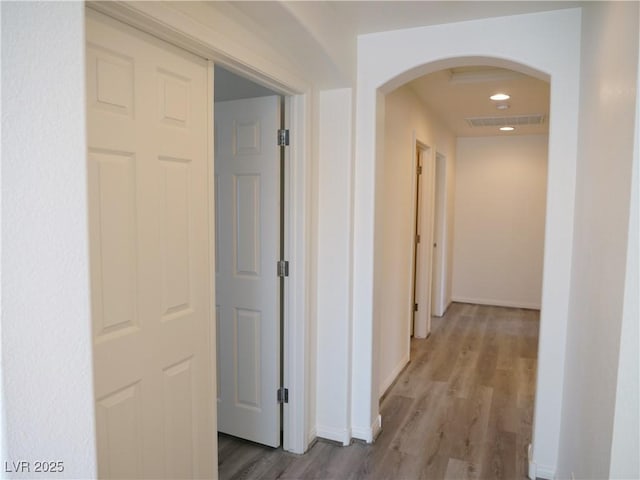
[277,260,289,277]
[417,165,423,175]
[416,234,421,243]
[277,387,289,404]
[414,303,418,312]
[278,129,290,146]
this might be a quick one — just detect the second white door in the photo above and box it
[414,146,435,338]
[215,96,281,447]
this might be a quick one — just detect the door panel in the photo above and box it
[87,10,214,479]
[414,147,436,338]
[215,96,280,447]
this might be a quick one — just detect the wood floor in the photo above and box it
[218,303,539,480]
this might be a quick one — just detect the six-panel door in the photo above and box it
[86,10,214,478]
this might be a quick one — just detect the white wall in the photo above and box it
[375,85,455,397]
[609,35,640,478]
[316,88,353,445]
[354,9,581,473]
[1,3,97,478]
[557,2,639,479]
[452,135,548,309]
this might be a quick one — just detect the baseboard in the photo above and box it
[379,353,410,398]
[528,444,536,479]
[536,464,556,479]
[528,446,555,480]
[351,415,381,443]
[372,414,382,441]
[451,296,541,310]
[316,425,351,446]
[307,427,317,450]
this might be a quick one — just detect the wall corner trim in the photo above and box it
[316,425,352,446]
[528,444,537,479]
[351,415,382,443]
[530,442,556,479]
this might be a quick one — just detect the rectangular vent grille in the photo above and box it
[465,114,546,128]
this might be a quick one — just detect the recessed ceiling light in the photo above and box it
[490,93,510,101]
[500,126,515,131]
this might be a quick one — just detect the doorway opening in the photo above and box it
[410,142,435,339]
[213,65,288,449]
[373,61,550,476]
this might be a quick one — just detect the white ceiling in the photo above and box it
[327,1,582,35]
[212,1,566,135]
[408,67,550,137]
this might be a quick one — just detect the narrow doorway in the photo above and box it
[412,143,436,339]
[214,66,286,448]
[431,152,448,317]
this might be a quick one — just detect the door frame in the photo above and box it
[431,151,448,317]
[409,137,435,339]
[87,2,310,455]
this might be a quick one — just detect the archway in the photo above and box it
[352,9,582,478]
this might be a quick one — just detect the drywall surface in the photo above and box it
[1,3,97,478]
[452,135,548,309]
[354,8,581,473]
[375,85,455,398]
[316,88,353,444]
[609,28,640,476]
[557,2,639,478]
[609,58,639,478]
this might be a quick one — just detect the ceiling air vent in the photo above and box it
[465,114,546,128]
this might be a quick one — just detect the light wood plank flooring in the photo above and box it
[218,303,539,479]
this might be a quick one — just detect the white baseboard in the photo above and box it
[315,425,351,446]
[536,464,556,479]
[528,444,536,479]
[379,353,410,398]
[372,414,382,441]
[351,415,382,443]
[306,427,317,451]
[451,296,541,310]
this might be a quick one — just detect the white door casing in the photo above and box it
[414,146,436,338]
[87,10,214,478]
[214,96,281,447]
[431,152,448,317]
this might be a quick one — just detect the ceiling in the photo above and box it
[327,1,582,35]
[407,67,550,137]
[328,1,562,137]
[212,2,564,135]
[214,66,277,102]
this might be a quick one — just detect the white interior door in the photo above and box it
[414,146,436,338]
[214,96,281,447]
[86,10,214,479]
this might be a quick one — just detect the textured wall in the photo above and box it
[2,3,97,477]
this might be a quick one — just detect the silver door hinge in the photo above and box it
[277,260,289,277]
[277,387,289,404]
[278,129,290,146]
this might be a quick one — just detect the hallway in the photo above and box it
[218,303,539,479]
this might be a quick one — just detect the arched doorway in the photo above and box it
[351,9,582,478]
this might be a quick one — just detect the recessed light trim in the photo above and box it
[490,93,510,101]
[500,126,515,131]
